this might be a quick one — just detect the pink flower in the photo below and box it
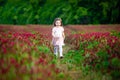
[20,43,24,47]
[1,39,8,44]
[10,57,16,64]
[55,68,60,74]
[14,63,20,68]
[1,67,9,74]
[39,57,44,64]
[2,46,7,54]
[47,71,51,77]
[10,41,15,46]
[50,64,55,69]
[10,57,20,68]
[0,59,4,63]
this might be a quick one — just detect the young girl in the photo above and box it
[52,18,65,58]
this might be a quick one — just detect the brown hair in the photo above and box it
[53,18,63,26]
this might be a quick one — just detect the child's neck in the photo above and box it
[56,25,61,27]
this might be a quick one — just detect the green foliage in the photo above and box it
[111,58,120,68]
[63,32,120,79]
[63,50,84,65]
[111,70,120,80]
[0,0,119,24]
[97,50,109,60]
[61,49,84,71]
[111,31,120,38]
[57,72,65,78]
[37,45,50,53]
[0,0,7,6]
[87,41,99,49]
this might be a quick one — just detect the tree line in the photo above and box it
[0,0,120,25]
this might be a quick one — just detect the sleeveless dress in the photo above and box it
[52,26,65,46]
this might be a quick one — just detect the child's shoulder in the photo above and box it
[60,26,64,30]
[52,27,57,31]
[52,26,56,29]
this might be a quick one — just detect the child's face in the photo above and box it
[55,20,61,26]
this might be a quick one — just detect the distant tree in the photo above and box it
[0,0,119,24]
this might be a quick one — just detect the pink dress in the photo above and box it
[52,26,65,46]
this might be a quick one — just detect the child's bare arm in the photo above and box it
[52,30,55,37]
[62,32,65,39]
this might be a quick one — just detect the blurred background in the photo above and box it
[0,0,120,25]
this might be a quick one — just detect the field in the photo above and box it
[0,24,120,80]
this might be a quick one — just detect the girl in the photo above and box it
[52,18,65,58]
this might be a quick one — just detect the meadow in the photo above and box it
[0,25,120,80]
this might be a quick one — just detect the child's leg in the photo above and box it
[59,45,63,57]
[54,45,58,56]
